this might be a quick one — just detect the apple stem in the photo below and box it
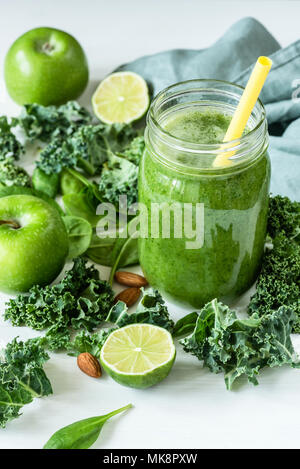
[0,220,20,229]
[42,42,54,54]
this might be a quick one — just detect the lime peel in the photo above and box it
[100,324,176,389]
[92,71,149,124]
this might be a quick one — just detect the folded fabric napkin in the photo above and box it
[117,17,300,201]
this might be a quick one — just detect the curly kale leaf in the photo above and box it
[248,235,300,332]
[43,324,71,351]
[68,125,114,175]
[96,132,143,206]
[37,123,139,176]
[120,136,145,165]
[0,116,23,160]
[248,195,300,332]
[18,101,91,142]
[98,154,138,206]
[66,328,117,357]
[94,122,139,157]
[0,337,52,427]
[4,258,114,334]
[37,138,76,175]
[173,312,199,338]
[107,288,175,333]
[180,299,298,390]
[0,157,31,187]
[267,195,300,241]
[66,289,174,357]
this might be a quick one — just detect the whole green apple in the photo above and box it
[4,27,89,106]
[0,195,69,293]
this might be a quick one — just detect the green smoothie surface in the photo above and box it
[163,109,232,144]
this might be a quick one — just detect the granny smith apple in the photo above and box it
[4,27,89,106]
[0,195,69,293]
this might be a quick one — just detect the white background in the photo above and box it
[0,0,300,450]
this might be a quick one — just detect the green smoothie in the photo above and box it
[164,108,232,144]
[139,100,270,307]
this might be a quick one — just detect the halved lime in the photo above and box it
[100,324,176,389]
[92,71,149,124]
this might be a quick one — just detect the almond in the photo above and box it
[115,271,148,288]
[114,287,141,307]
[77,352,102,378]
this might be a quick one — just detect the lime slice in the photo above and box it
[92,71,149,124]
[100,324,176,389]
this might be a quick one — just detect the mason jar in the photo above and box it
[138,79,270,308]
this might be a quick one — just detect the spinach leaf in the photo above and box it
[108,218,139,284]
[63,188,101,227]
[63,216,93,259]
[43,404,132,449]
[32,167,59,198]
[0,337,52,427]
[180,299,299,390]
[60,168,86,195]
[86,234,116,266]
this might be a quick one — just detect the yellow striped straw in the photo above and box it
[213,56,272,168]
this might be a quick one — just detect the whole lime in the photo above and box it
[4,27,89,106]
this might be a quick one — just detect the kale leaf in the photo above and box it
[120,135,145,165]
[0,116,23,160]
[37,123,139,176]
[94,122,139,156]
[68,125,110,175]
[173,312,199,338]
[107,288,175,333]
[66,328,117,357]
[267,195,300,241]
[4,258,114,334]
[248,234,300,332]
[17,101,91,142]
[66,289,174,357]
[97,135,144,207]
[0,337,52,427]
[248,195,300,332]
[43,324,71,351]
[98,154,138,206]
[180,299,298,390]
[37,138,76,175]
[0,157,31,187]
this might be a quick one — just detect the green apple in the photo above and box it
[4,27,89,106]
[0,195,69,293]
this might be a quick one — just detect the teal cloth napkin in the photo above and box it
[117,17,300,201]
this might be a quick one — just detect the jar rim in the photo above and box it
[147,78,267,158]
